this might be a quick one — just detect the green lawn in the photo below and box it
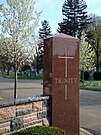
[80,80,101,91]
[1,74,101,91]
[1,75,43,80]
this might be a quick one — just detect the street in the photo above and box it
[80,89,101,133]
[0,77,101,133]
[0,77,43,99]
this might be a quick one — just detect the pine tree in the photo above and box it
[57,0,90,38]
[34,20,52,73]
[39,20,52,39]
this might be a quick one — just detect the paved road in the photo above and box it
[80,89,101,133]
[0,77,43,99]
[0,77,101,133]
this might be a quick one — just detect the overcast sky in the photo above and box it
[0,0,101,34]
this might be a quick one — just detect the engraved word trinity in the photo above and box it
[55,77,78,84]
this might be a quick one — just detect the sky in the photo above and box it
[0,0,101,34]
[35,0,101,33]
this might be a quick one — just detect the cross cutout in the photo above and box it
[58,46,74,99]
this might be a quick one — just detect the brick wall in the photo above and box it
[0,96,51,135]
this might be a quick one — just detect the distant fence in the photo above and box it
[0,96,51,135]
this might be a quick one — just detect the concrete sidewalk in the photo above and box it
[80,128,94,135]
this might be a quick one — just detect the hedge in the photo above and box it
[84,71,89,80]
[12,126,65,135]
[84,71,101,80]
[94,72,101,80]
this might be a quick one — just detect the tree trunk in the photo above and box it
[14,64,17,99]
[7,65,11,75]
[96,40,100,72]
[96,59,99,72]
[7,69,10,75]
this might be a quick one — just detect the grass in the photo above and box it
[80,80,101,91]
[0,96,5,100]
[1,74,43,80]
[1,74,101,91]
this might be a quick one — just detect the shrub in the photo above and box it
[84,71,101,80]
[21,65,31,72]
[94,72,101,80]
[84,71,89,80]
[12,126,65,135]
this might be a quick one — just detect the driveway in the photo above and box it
[0,77,43,99]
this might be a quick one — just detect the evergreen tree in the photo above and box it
[35,20,52,73]
[57,0,90,38]
[39,20,52,39]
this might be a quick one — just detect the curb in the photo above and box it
[80,128,94,135]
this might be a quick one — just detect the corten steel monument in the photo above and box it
[43,33,80,135]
